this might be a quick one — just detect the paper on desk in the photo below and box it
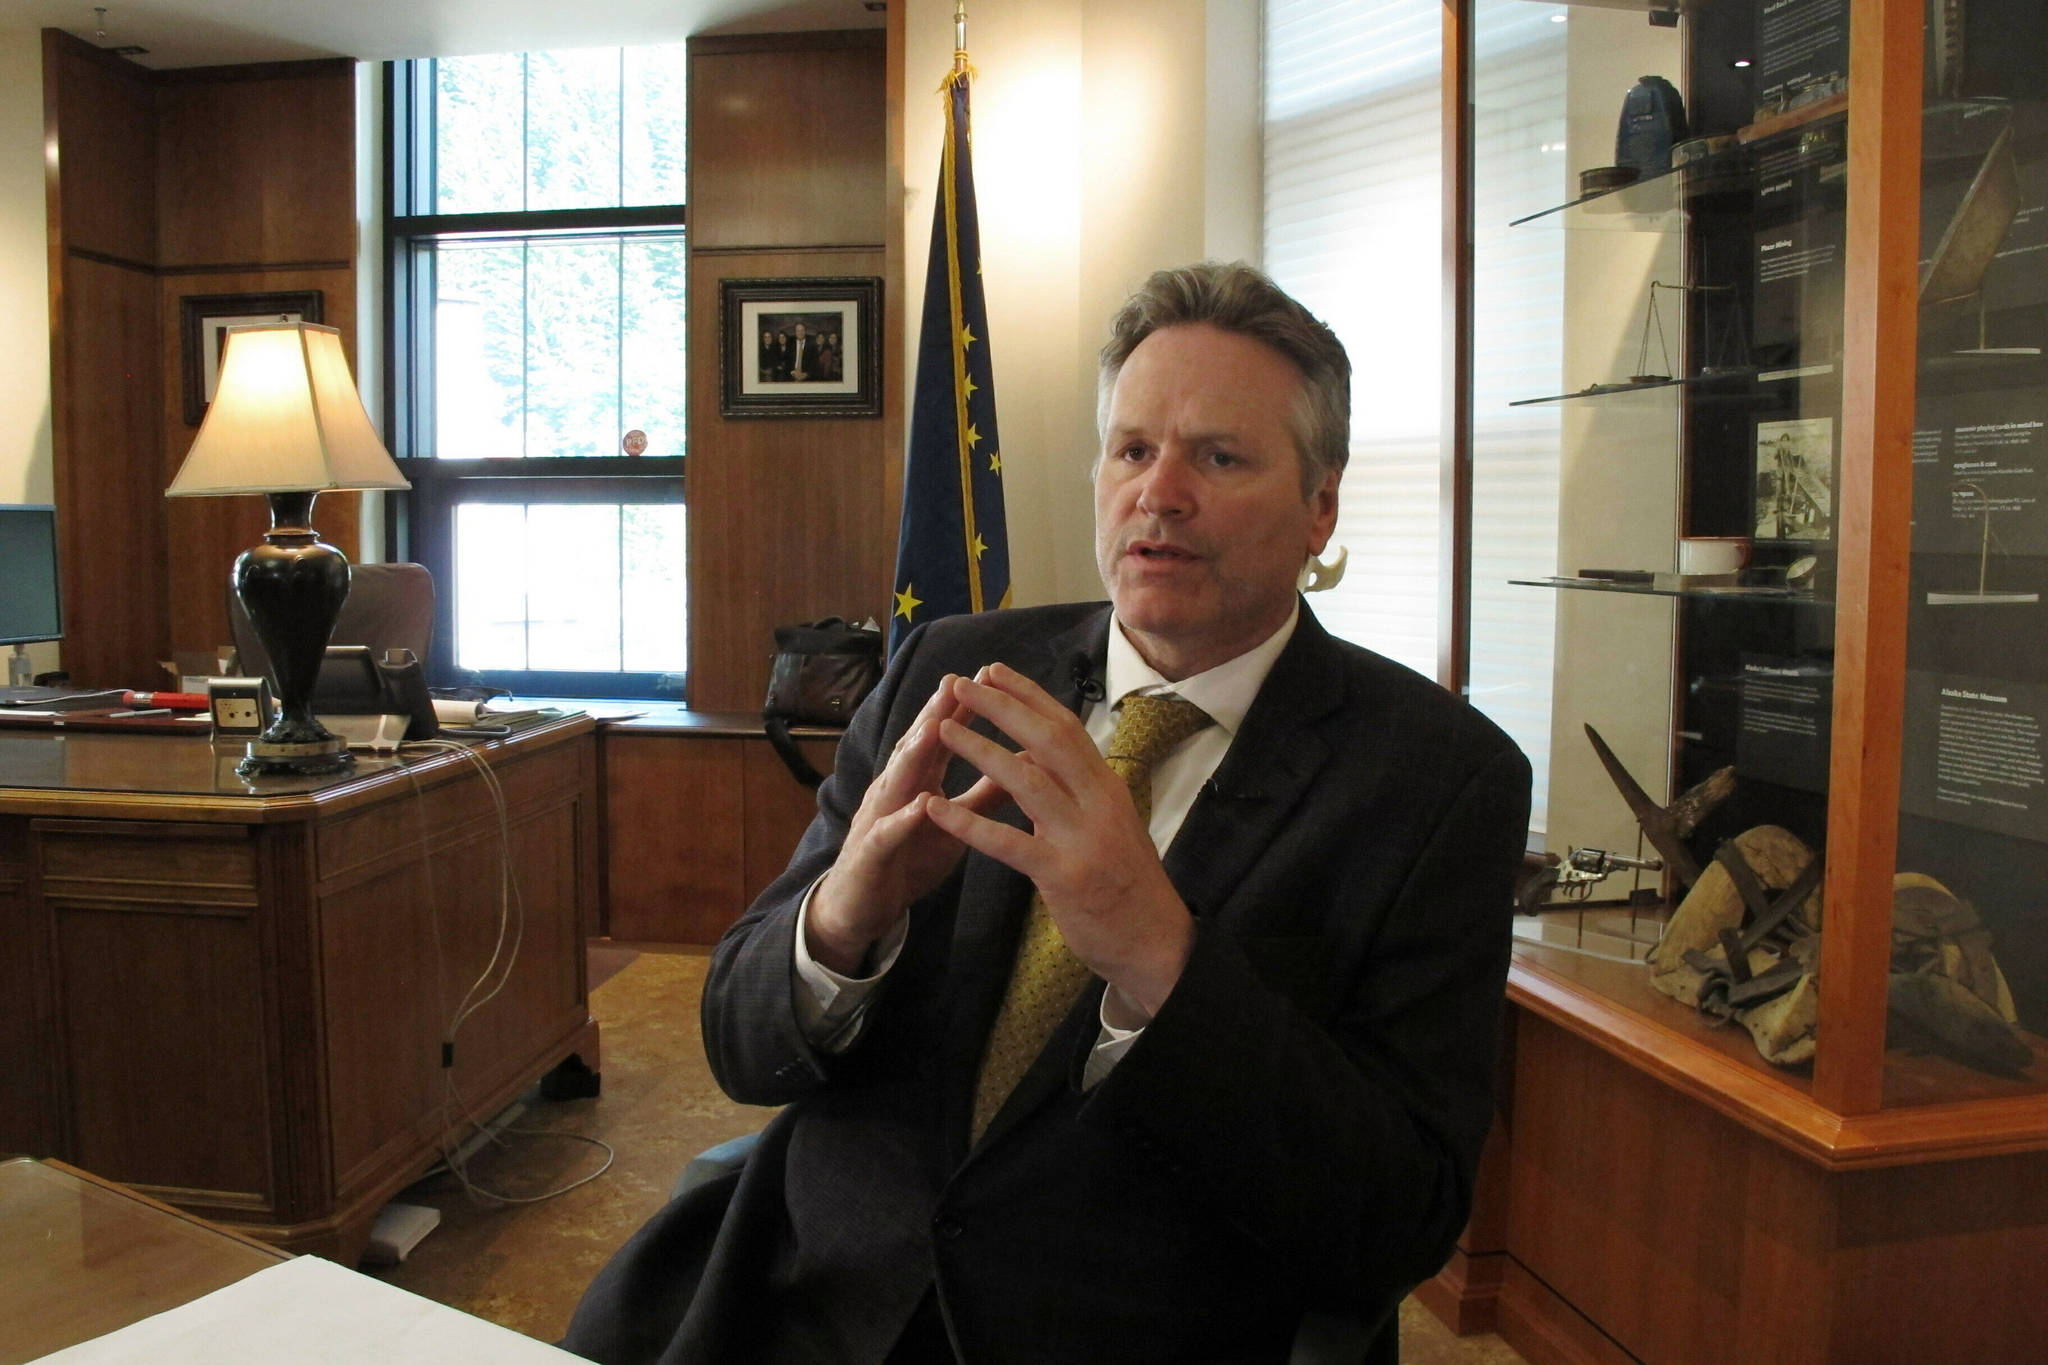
[32,1254,585,1363]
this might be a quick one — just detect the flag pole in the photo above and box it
[954,2,968,73]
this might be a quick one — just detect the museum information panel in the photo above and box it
[1896,33,2048,1092]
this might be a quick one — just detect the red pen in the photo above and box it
[124,690,210,711]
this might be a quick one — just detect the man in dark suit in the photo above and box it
[789,321,820,381]
[563,263,1531,1365]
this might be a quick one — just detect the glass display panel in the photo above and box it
[1473,0,1848,1079]
[1892,9,2048,1096]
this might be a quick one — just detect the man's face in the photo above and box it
[794,324,807,340]
[1094,323,1338,681]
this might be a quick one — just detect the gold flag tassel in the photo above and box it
[939,3,978,88]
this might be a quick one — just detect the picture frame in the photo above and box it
[180,291,324,426]
[1753,414,1835,543]
[720,276,881,418]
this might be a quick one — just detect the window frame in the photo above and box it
[382,55,691,699]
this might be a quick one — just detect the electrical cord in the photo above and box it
[398,736,614,1206]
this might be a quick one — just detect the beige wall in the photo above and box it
[901,0,1259,608]
[0,27,61,678]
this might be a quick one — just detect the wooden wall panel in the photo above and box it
[686,32,893,712]
[44,32,155,266]
[688,36,888,250]
[741,736,836,905]
[55,258,166,687]
[159,266,360,657]
[604,734,747,943]
[43,32,165,690]
[155,63,355,270]
[43,31,360,687]
[686,247,893,710]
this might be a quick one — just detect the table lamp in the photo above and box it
[166,322,410,777]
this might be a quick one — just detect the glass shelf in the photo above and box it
[1509,156,1720,228]
[1509,368,1763,407]
[1506,94,1867,230]
[1510,575,1825,603]
[1510,361,1840,408]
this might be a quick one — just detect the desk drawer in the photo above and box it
[315,739,587,889]
[33,819,258,914]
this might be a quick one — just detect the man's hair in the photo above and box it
[1097,262,1351,496]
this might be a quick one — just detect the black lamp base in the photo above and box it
[237,735,354,778]
[233,490,355,779]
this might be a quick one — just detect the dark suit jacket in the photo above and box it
[788,335,819,380]
[563,601,1531,1365]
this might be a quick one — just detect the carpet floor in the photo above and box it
[371,947,1525,1365]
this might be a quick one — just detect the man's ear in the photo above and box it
[1307,470,1340,554]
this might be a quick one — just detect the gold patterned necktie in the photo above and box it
[969,693,1214,1142]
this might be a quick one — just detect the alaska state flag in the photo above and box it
[891,67,1009,652]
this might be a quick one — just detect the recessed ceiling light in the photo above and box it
[1732,58,1753,68]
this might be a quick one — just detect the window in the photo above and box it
[387,47,689,697]
[1263,1,1564,835]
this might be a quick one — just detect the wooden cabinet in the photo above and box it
[0,720,600,1262]
[600,713,839,944]
[1433,3,2048,1361]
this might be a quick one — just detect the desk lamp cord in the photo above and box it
[401,738,615,1205]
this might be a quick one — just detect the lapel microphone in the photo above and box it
[1069,657,1106,703]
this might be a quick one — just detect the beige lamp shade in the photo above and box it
[166,323,410,497]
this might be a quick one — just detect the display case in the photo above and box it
[1434,3,2048,1361]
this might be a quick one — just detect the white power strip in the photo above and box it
[360,1201,442,1266]
[318,713,410,753]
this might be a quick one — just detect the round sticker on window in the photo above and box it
[622,429,649,456]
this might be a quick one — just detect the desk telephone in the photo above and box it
[311,646,438,751]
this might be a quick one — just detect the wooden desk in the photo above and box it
[0,1156,287,1364]
[0,719,601,1262]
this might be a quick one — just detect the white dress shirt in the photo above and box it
[793,606,1300,1086]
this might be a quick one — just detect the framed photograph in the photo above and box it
[720,277,881,418]
[1753,415,1835,542]
[180,291,324,426]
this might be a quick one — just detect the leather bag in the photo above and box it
[763,618,882,786]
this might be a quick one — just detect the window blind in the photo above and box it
[1264,0,1565,834]
[1265,0,1445,681]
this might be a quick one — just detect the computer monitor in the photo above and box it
[0,505,62,687]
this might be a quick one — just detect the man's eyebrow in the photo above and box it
[1107,424,1254,449]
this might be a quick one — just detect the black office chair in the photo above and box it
[226,561,436,681]
[667,1135,1393,1365]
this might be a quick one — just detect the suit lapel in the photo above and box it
[1161,605,1346,917]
